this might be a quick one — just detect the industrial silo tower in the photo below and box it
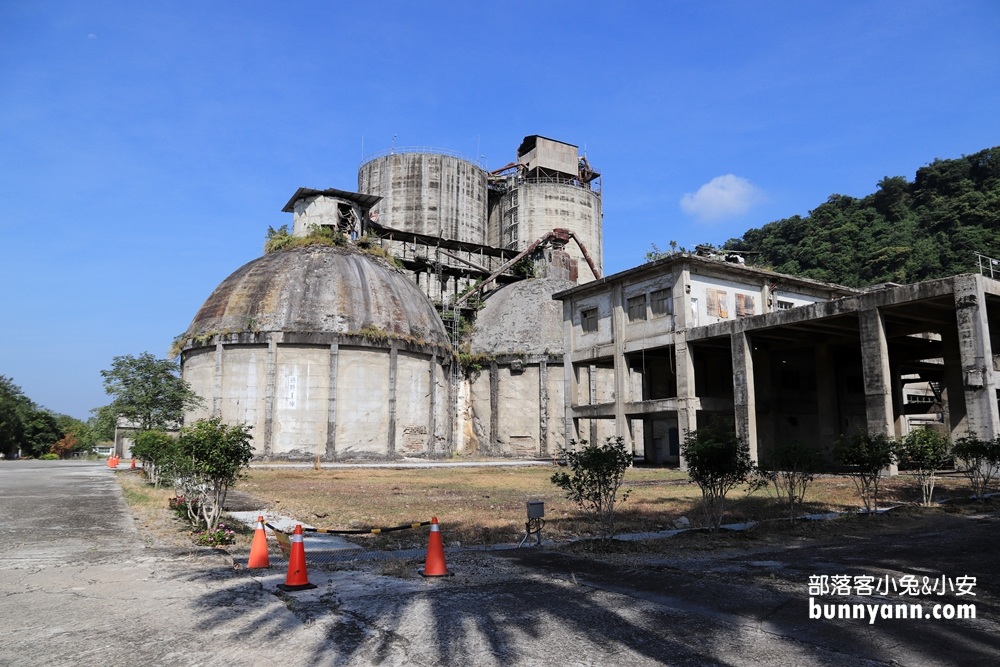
[488,136,603,282]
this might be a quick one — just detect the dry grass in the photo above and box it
[233,465,978,549]
[116,464,982,551]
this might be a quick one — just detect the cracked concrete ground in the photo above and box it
[2,461,998,666]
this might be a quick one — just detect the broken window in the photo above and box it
[626,295,647,322]
[776,300,794,310]
[651,288,672,317]
[581,308,598,333]
[706,288,728,318]
[736,293,756,318]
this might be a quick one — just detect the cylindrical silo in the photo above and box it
[498,181,603,282]
[357,150,488,245]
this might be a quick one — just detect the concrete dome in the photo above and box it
[186,245,449,347]
[470,277,575,355]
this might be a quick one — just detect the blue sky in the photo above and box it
[2,1,998,420]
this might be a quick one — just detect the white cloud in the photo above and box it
[680,174,765,222]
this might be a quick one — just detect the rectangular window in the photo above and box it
[736,293,756,318]
[706,288,728,318]
[651,288,672,316]
[626,295,647,322]
[581,308,598,333]
[776,300,794,310]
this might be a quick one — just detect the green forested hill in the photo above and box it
[724,146,1000,287]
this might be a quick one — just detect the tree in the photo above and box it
[174,418,254,531]
[130,430,180,487]
[21,409,64,458]
[100,352,203,432]
[50,433,79,459]
[897,429,951,506]
[758,441,821,522]
[952,434,1000,500]
[550,437,632,540]
[0,375,29,458]
[681,424,757,531]
[833,431,898,514]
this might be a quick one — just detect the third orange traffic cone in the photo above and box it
[277,524,316,591]
[419,517,453,577]
[247,516,270,569]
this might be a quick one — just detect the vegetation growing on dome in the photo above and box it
[264,224,347,253]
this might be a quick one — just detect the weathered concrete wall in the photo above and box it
[358,152,488,245]
[272,346,330,457]
[394,351,431,457]
[182,349,214,421]
[504,182,602,282]
[335,348,390,458]
[219,346,267,446]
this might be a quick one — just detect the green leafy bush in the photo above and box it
[897,428,951,505]
[681,424,757,530]
[758,441,820,521]
[834,430,898,514]
[551,437,632,540]
[952,434,1000,500]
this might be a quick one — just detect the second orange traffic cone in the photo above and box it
[247,516,270,569]
[277,524,316,591]
[419,517,453,577]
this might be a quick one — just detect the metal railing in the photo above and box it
[977,253,1000,279]
[360,146,486,169]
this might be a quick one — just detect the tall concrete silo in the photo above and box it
[357,150,488,245]
[488,136,603,283]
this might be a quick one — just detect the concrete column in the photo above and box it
[262,337,277,459]
[953,275,1000,440]
[940,328,967,437]
[858,308,895,435]
[562,299,579,445]
[611,283,630,446]
[675,339,697,470]
[489,361,499,453]
[387,344,397,457]
[539,359,548,458]
[213,341,223,418]
[325,342,338,460]
[731,332,758,462]
[858,308,898,475]
[427,354,437,457]
[588,364,598,443]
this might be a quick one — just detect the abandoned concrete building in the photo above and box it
[178,135,1000,464]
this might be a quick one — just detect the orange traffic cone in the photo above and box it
[277,524,315,591]
[130,457,136,470]
[419,517,453,577]
[247,516,270,569]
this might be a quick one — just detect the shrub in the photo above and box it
[758,441,821,521]
[40,453,59,460]
[193,522,236,547]
[681,424,757,531]
[174,418,254,531]
[550,436,632,540]
[833,430,898,514]
[952,434,1000,500]
[131,430,180,487]
[897,428,951,506]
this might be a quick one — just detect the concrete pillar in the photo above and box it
[611,283,630,447]
[858,308,897,475]
[387,344,397,457]
[489,361,499,453]
[325,342,338,460]
[562,299,579,445]
[539,359,549,457]
[262,338,277,459]
[588,364,598,444]
[940,328,967,437]
[731,332,758,462]
[953,275,1000,440]
[213,341,223,418]
[427,354,437,457]
[675,339,697,469]
[858,308,895,435]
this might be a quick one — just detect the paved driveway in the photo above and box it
[2,461,997,666]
